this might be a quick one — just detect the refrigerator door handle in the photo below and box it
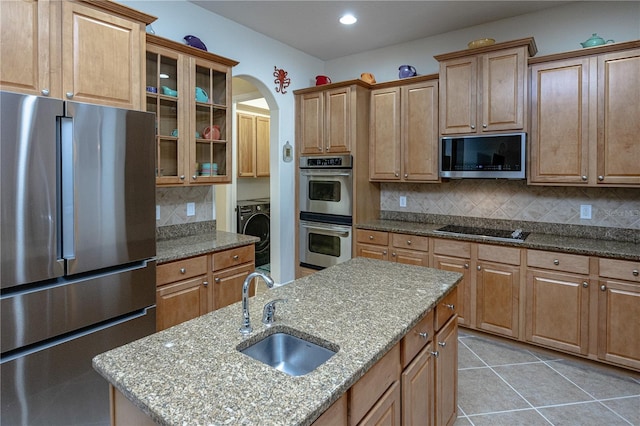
[60,117,75,261]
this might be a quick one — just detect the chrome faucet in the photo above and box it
[262,298,287,325]
[239,271,275,334]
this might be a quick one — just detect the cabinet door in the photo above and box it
[146,45,187,185]
[439,56,477,135]
[433,255,470,327]
[356,243,389,261]
[403,81,439,182]
[212,263,254,310]
[481,47,526,132]
[529,58,590,184]
[402,344,435,426]
[256,116,271,177]
[391,249,428,267]
[237,113,256,177]
[62,1,142,109]
[434,316,458,426]
[358,381,401,426]
[597,49,640,186]
[299,92,324,154]
[0,0,58,97]
[325,87,351,153]
[476,261,520,338]
[156,276,208,331]
[597,279,640,370]
[369,87,401,180]
[525,269,589,355]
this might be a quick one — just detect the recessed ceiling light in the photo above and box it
[339,14,357,25]
[159,73,170,79]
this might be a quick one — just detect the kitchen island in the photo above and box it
[93,257,462,425]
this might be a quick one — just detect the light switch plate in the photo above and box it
[580,204,592,220]
[187,202,195,216]
[156,205,160,220]
[399,196,407,208]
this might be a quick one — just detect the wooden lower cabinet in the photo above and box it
[156,245,256,331]
[476,261,520,338]
[434,316,458,426]
[356,230,429,267]
[359,381,401,426]
[402,343,435,426]
[432,239,471,327]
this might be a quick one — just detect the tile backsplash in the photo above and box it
[156,186,214,226]
[381,180,640,230]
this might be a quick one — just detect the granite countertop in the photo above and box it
[156,229,259,264]
[357,219,640,262]
[92,257,462,425]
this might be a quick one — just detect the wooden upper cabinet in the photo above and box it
[370,77,439,182]
[298,91,325,154]
[529,42,640,187]
[436,38,535,135]
[1,0,154,109]
[597,48,640,186]
[325,87,351,154]
[0,0,59,97]
[529,58,590,184]
[238,113,270,178]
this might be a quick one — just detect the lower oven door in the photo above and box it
[299,221,352,270]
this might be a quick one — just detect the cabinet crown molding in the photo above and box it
[434,37,537,61]
[146,34,239,67]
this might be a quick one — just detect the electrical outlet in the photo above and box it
[187,202,195,216]
[399,196,407,208]
[156,205,160,220]
[580,204,592,220]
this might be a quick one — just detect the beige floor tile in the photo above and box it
[458,343,486,369]
[493,363,593,407]
[538,401,631,426]
[468,408,552,425]
[546,360,640,399]
[458,367,530,415]
[461,336,541,366]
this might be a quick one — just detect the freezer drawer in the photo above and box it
[1,307,155,426]
[1,261,156,353]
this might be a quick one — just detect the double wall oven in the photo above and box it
[299,155,353,270]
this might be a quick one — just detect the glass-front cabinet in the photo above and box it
[145,34,238,185]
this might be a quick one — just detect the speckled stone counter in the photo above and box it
[357,219,640,262]
[93,258,462,425]
[156,230,259,264]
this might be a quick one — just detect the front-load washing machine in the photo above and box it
[236,199,270,267]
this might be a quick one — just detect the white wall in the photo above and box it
[326,1,640,83]
[121,0,324,284]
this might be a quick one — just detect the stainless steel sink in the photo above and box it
[239,331,337,376]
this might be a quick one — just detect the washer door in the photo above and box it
[243,213,270,254]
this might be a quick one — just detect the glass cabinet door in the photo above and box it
[191,58,230,183]
[146,49,184,185]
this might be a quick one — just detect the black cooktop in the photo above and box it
[434,225,529,243]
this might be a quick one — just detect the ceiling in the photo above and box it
[190,1,571,61]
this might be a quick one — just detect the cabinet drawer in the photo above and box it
[157,256,208,286]
[527,250,589,274]
[433,239,471,258]
[478,244,521,265]
[391,233,429,252]
[349,343,400,426]
[212,245,254,271]
[401,310,434,368]
[434,287,457,331]
[599,258,640,282]
[356,229,389,246]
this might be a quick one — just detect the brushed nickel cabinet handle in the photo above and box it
[445,303,455,310]
[392,252,397,257]
[192,174,198,180]
[180,268,186,274]
[600,285,607,291]
[418,332,429,339]
[598,175,604,181]
[633,269,639,277]
[464,263,469,269]
[482,124,487,128]
[180,175,185,180]
[407,240,412,245]
[369,235,374,240]
[395,172,399,177]
[404,173,408,178]
[581,175,588,181]
[233,255,239,260]
[66,92,74,99]
[203,281,209,287]
[41,89,50,96]
[470,124,475,130]
[582,281,589,288]
[430,351,439,358]
[553,259,560,265]
[438,341,446,347]
[477,265,481,271]
[215,277,221,283]
[383,250,387,255]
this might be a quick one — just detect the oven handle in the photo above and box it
[300,170,352,177]
[300,221,351,237]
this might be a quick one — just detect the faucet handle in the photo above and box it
[262,298,287,325]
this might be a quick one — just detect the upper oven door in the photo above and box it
[299,169,353,217]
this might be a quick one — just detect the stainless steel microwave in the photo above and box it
[439,133,526,179]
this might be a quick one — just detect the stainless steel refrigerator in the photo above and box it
[1,91,157,425]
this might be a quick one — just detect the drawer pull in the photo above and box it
[369,235,374,240]
[392,252,396,257]
[430,351,439,358]
[581,175,587,181]
[553,259,560,266]
[215,277,221,283]
[464,263,469,269]
[203,281,209,287]
[438,341,446,347]
[180,268,186,274]
[582,281,589,288]
[598,175,604,181]
[444,303,455,310]
[633,269,639,277]
[233,255,239,260]
[477,265,481,271]
[407,240,412,245]
[600,285,607,291]
[418,332,429,339]
[383,250,387,255]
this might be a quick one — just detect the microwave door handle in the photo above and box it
[60,117,75,261]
